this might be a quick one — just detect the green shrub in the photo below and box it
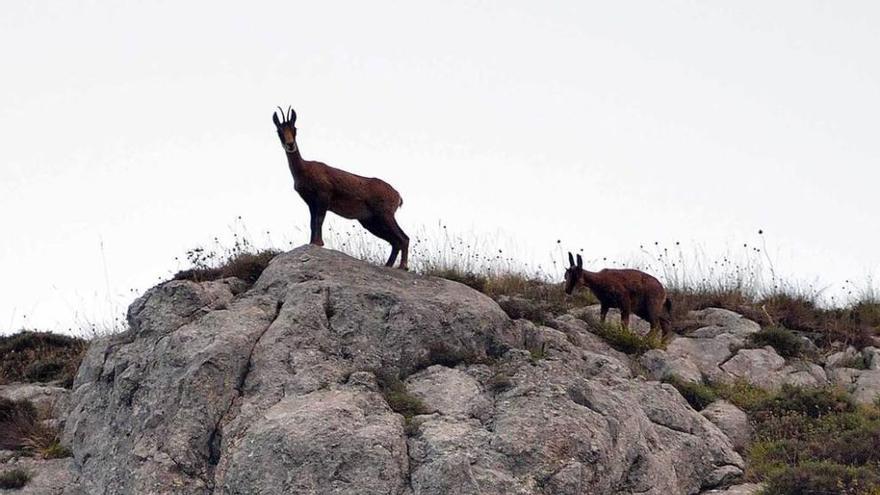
[663,375,717,410]
[751,384,854,419]
[711,379,772,412]
[746,327,806,358]
[0,468,31,489]
[374,370,428,420]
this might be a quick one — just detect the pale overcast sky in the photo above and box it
[1,1,878,333]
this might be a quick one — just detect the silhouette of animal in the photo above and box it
[564,252,672,339]
[273,107,410,269]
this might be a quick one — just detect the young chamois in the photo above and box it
[564,253,672,340]
[273,107,410,269]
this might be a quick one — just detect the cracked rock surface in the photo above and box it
[62,245,743,494]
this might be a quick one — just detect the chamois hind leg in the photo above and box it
[308,203,327,246]
[358,217,400,268]
[384,214,410,270]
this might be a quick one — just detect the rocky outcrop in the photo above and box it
[61,246,744,495]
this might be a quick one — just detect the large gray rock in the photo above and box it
[721,348,827,390]
[864,347,880,370]
[666,334,740,382]
[830,368,880,405]
[62,246,743,494]
[686,309,761,339]
[639,349,703,384]
[701,401,751,453]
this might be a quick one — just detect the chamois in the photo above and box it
[273,107,410,269]
[564,253,672,339]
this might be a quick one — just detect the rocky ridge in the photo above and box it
[5,245,878,494]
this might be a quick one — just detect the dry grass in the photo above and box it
[174,221,878,351]
[0,331,87,388]
[0,398,64,458]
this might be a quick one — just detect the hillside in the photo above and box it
[2,245,880,494]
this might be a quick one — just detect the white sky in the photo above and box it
[1,1,878,333]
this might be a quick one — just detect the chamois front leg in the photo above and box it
[600,304,609,324]
[619,306,632,331]
[308,203,327,246]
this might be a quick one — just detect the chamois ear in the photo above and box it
[288,107,297,124]
[272,112,281,128]
[568,252,575,268]
[576,254,583,269]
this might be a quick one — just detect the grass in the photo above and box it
[0,331,87,388]
[374,369,428,421]
[0,398,68,458]
[0,468,31,490]
[577,313,663,355]
[663,375,718,410]
[169,221,878,353]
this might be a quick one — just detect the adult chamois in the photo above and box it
[564,253,672,340]
[273,107,410,269]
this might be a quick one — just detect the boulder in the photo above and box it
[825,346,860,369]
[864,347,880,370]
[721,348,827,390]
[700,401,751,453]
[686,308,761,339]
[62,246,743,494]
[639,349,703,384]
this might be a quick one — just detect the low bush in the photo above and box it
[750,384,854,419]
[0,468,31,489]
[0,331,87,388]
[174,249,281,285]
[710,379,773,412]
[663,375,717,411]
[762,461,880,495]
[746,327,807,358]
[741,384,880,493]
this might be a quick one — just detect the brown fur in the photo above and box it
[564,253,672,339]
[273,108,410,269]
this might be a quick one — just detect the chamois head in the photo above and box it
[564,252,583,295]
[272,106,298,153]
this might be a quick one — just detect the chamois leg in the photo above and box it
[384,214,410,270]
[358,217,400,268]
[308,204,327,246]
[600,304,609,324]
[619,308,632,332]
[659,316,672,341]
